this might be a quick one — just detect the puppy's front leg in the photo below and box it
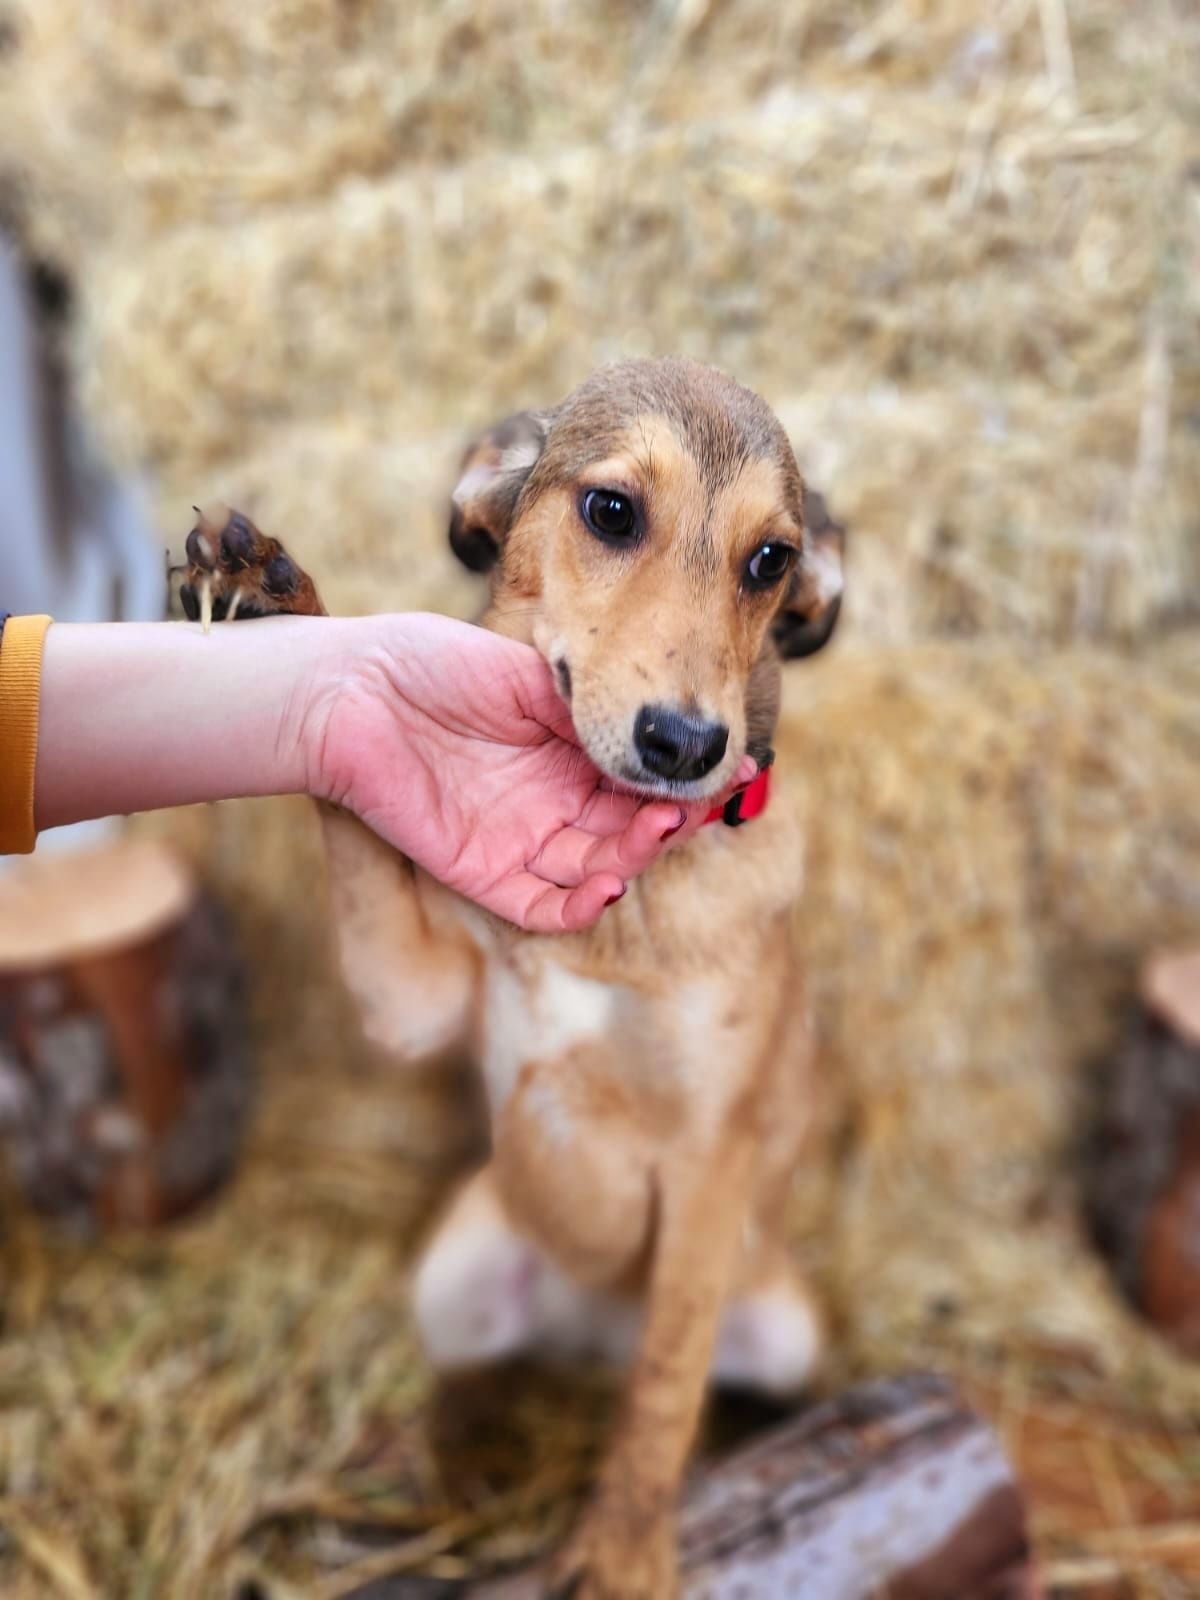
[177,506,480,1068]
[553,1135,756,1600]
[320,805,478,1062]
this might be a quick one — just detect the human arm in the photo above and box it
[27,614,728,931]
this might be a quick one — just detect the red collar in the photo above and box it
[704,764,773,828]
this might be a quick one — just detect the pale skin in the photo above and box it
[32,614,731,933]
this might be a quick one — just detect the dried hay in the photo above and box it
[787,637,1200,1382]
[3,0,1198,643]
[2,0,1200,1593]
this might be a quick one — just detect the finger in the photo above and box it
[530,802,688,887]
[694,755,760,814]
[575,786,644,833]
[486,870,627,934]
[574,788,701,837]
[731,753,758,789]
[583,795,688,846]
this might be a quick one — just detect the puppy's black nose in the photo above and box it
[634,705,729,782]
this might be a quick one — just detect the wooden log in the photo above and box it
[1083,946,1200,1356]
[344,1373,1036,1600]
[0,838,253,1229]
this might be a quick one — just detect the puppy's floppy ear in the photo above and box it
[448,409,552,573]
[773,485,846,659]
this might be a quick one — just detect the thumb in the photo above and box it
[506,648,581,748]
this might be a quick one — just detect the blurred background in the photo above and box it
[0,2,1198,1596]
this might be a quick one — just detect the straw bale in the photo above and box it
[782,638,1200,1404]
[69,99,1200,642]
[3,0,1198,644]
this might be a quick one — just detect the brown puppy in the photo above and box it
[183,358,843,1599]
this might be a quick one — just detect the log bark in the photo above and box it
[346,1373,1036,1600]
[0,839,253,1229]
[1083,946,1200,1356]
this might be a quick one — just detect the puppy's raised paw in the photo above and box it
[179,505,325,625]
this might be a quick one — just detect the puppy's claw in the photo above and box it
[185,526,216,571]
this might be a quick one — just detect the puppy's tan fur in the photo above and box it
[186,359,843,1599]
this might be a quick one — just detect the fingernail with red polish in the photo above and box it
[605,886,627,906]
[660,809,687,841]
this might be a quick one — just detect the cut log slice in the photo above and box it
[1084,944,1200,1357]
[0,839,253,1229]
[343,1373,1036,1600]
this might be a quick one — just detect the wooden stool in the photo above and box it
[0,839,252,1230]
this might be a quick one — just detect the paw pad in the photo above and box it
[178,506,323,626]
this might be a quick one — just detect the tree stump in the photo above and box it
[0,838,253,1229]
[1084,946,1200,1356]
[345,1373,1036,1600]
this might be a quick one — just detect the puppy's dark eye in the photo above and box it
[745,542,794,588]
[581,488,637,543]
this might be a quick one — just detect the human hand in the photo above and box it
[303,614,750,933]
[32,615,750,931]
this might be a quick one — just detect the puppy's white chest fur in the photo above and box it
[482,958,619,1116]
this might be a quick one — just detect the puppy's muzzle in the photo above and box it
[634,704,729,783]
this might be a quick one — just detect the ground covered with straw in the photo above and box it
[1,2,1199,1595]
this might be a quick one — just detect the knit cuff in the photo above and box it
[0,614,53,853]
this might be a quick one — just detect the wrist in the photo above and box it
[294,614,409,807]
[36,619,337,832]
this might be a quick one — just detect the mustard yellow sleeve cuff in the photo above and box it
[0,615,53,854]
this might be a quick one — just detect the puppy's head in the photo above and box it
[449,358,843,800]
